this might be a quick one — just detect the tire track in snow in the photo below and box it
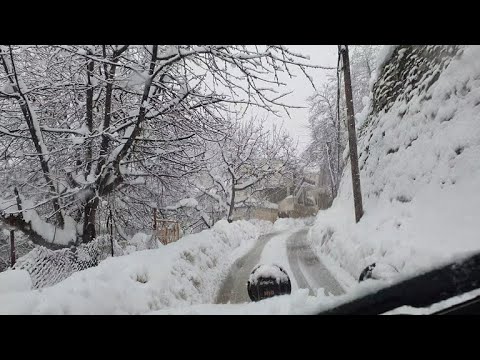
[287,228,344,296]
[215,232,281,304]
[215,226,344,304]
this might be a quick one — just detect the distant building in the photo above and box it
[232,167,333,222]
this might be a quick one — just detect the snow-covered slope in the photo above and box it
[310,45,480,283]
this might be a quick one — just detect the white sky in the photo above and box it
[262,45,339,153]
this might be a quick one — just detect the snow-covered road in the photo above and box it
[215,231,281,304]
[215,227,344,304]
[287,228,344,296]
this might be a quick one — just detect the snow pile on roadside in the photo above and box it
[147,288,335,315]
[148,267,479,315]
[309,45,480,286]
[272,217,311,232]
[0,270,32,294]
[247,219,274,235]
[147,276,386,315]
[0,220,262,314]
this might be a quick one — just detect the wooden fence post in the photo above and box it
[10,230,15,267]
[153,208,157,230]
[109,209,114,257]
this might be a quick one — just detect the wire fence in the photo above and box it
[12,234,160,289]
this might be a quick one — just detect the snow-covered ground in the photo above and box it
[0,217,329,315]
[308,45,480,290]
[2,46,478,315]
[0,220,271,314]
[148,288,332,315]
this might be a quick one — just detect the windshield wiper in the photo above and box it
[431,294,480,315]
[317,251,480,315]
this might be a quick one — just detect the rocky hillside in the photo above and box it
[310,45,480,286]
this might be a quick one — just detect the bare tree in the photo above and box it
[349,45,381,111]
[304,80,345,199]
[196,118,295,222]
[0,45,319,248]
[304,45,379,202]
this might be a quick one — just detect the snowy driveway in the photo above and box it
[215,227,344,304]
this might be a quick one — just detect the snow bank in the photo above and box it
[147,288,335,315]
[272,217,311,232]
[0,220,263,314]
[148,269,479,315]
[0,270,32,294]
[147,278,385,315]
[247,219,274,234]
[309,45,480,286]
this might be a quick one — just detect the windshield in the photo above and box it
[0,45,478,315]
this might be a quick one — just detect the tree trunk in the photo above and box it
[339,45,364,223]
[82,197,99,243]
[227,185,236,223]
[96,46,118,176]
[85,51,94,179]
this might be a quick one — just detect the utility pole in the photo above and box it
[339,45,364,223]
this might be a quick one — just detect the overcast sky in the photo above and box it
[262,45,339,153]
